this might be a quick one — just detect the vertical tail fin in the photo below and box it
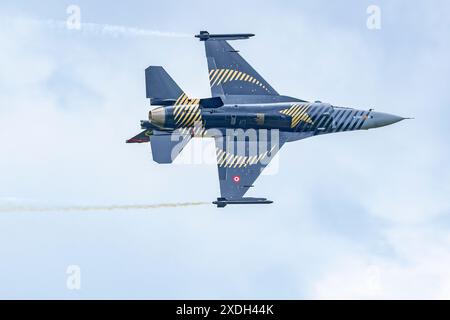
[145,66,184,105]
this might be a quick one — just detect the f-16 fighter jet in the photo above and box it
[127,31,407,207]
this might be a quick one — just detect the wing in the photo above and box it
[201,33,278,98]
[214,129,286,200]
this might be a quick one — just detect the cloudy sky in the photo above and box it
[0,0,449,299]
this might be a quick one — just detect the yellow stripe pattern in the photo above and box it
[280,104,313,128]
[172,93,203,128]
[209,69,270,93]
[215,146,276,168]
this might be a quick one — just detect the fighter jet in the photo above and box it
[127,31,407,207]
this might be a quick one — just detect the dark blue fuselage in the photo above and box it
[152,101,378,136]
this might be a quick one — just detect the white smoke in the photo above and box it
[0,202,208,213]
[12,18,190,38]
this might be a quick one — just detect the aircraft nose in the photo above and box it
[360,111,405,130]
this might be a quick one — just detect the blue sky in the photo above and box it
[0,0,449,299]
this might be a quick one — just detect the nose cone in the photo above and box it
[361,112,405,130]
[148,107,166,127]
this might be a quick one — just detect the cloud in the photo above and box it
[312,226,450,299]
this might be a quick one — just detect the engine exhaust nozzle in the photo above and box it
[148,107,166,127]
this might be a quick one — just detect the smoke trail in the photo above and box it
[77,22,191,38]
[0,202,209,213]
[11,18,191,38]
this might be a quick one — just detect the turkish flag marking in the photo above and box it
[233,176,241,183]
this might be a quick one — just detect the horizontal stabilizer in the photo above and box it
[195,31,254,41]
[213,197,273,208]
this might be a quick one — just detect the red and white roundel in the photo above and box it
[232,175,241,183]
